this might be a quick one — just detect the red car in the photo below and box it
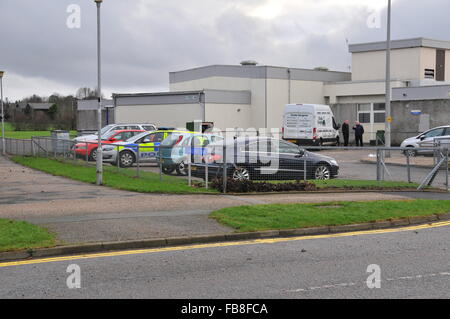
[74,129,145,160]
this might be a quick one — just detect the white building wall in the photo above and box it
[205,103,251,130]
[115,104,202,129]
[352,48,421,81]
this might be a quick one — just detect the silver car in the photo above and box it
[74,123,156,142]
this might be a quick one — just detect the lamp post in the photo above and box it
[0,71,5,156]
[95,0,103,185]
[385,0,392,154]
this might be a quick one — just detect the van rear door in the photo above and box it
[284,112,313,140]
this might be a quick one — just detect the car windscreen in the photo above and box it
[125,131,149,142]
[100,124,115,135]
[102,130,118,140]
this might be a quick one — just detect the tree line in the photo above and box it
[2,87,101,131]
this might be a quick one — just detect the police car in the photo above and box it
[102,130,192,167]
[159,132,223,175]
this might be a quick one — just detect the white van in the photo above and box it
[282,104,340,146]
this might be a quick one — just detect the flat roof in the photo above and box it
[113,89,251,106]
[349,37,450,53]
[169,65,351,84]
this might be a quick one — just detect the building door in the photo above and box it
[436,49,446,81]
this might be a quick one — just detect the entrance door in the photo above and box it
[436,49,446,81]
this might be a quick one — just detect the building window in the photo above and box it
[374,113,385,123]
[357,103,386,124]
[357,104,371,123]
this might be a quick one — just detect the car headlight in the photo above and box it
[330,159,338,166]
[103,146,115,152]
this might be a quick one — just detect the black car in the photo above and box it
[189,137,339,181]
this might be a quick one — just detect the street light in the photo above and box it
[95,0,103,185]
[0,71,5,156]
[385,0,392,154]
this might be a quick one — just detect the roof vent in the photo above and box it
[313,66,329,71]
[240,60,258,66]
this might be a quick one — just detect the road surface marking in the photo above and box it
[286,271,450,293]
[1,220,450,268]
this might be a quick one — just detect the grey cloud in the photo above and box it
[1,0,450,99]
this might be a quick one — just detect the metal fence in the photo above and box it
[2,135,449,193]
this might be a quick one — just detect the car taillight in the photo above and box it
[313,128,317,140]
[282,127,284,137]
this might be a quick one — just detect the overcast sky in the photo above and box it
[1,0,449,101]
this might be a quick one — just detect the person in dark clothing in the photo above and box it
[353,121,364,147]
[342,120,350,146]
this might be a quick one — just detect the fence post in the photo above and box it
[85,142,89,165]
[406,150,411,183]
[205,161,209,189]
[303,158,307,181]
[222,143,227,193]
[376,148,381,181]
[446,149,449,191]
[136,145,140,178]
[31,137,36,156]
[159,147,163,182]
[116,145,120,171]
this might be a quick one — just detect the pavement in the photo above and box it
[1,155,450,246]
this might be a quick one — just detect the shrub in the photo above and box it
[211,178,317,193]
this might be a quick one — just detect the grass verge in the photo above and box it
[210,199,450,232]
[0,123,77,139]
[11,156,218,194]
[0,219,56,252]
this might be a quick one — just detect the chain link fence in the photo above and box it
[2,135,449,193]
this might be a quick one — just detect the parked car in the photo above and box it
[189,137,339,181]
[400,125,450,156]
[73,129,145,160]
[102,129,193,167]
[159,132,223,175]
[73,123,156,142]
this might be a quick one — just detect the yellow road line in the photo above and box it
[1,221,450,268]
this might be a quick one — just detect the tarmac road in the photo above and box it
[1,222,449,298]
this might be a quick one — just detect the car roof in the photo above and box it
[111,129,145,133]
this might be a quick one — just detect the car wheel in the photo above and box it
[232,167,251,181]
[176,161,188,176]
[314,164,331,180]
[89,148,97,161]
[162,166,175,174]
[404,147,417,157]
[119,151,135,168]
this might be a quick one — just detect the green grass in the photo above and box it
[210,200,450,232]
[255,179,420,189]
[11,156,217,194]
[312,179,419,189]
[0,219,56,252]
[0,123,77,139]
